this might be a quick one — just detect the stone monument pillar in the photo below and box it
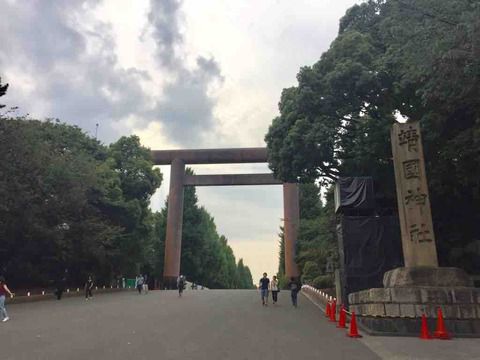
[384,122,466,287]
[346,121,479,337]
[163,158,185,289]
[391,122,438,267]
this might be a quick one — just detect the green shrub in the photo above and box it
[310,275,333,289]
[301,261,322,283]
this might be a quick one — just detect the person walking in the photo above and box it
[135,274,144,294]
[270,275,280,304]
[259,273,270,306]
[85,276,94,300]
[142,274,149,294]
[0,276,14,322]
[177,275,186,297]
[287,277,301,307]
[55,273,67,300]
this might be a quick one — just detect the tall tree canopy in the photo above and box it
[0,117,254,289]
[266,0,480,274]
[277,183,337,288]
[0,118,162,287]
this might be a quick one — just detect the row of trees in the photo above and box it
[277,184,337,289]
[152,172,254,289]
[0,80,254,289]
[269,0,480,280]
[0,116,162,287]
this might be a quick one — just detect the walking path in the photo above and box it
[0,290,478,359]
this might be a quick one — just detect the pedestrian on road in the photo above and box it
[270,275,279,304]
[177,275,186,297]
[259,273,270,306]
[0,276,14,322]
[142,274,149,294]
[287,277,301,307]
[135,274,144,294]
[85,276,94,300]
[55,273,67,300]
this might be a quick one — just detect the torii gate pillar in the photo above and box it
[163,158,185,288]
[283,183,300,279]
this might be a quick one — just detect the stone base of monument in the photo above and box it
[348,267,480,337]
[354,317,480,337]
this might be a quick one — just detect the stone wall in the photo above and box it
[349,287,480,319]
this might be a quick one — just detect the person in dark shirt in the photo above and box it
[55,275,67,300]
[55,269,69,300]
[287,277,302,307]
[259,273,270,306]
[177,275,186,297]
[85,276,94,300]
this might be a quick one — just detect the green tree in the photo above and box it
[217,235,239,289]
[0,118,163,287]
[105,136,163,277]
[153,168,254,289]
[236,259,254,289]
[277,228,285,280]
[266,0,480,274]
[0,77,7,109]
[297,184,336,287]
[0,119,115,286]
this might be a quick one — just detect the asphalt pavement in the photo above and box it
[0,289,478,360]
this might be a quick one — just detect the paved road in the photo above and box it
[0,290,478,360]
[0,289,379,360]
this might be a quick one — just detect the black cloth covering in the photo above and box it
[337,216,404,305]
[334,177,375,213]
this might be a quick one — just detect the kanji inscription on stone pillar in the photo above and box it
[391,121,438,267]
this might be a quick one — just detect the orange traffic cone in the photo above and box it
[419,314,432,340]
[347,312,362,338]
[325,302,331,318]
[337,306,347,328]
[433,307,451,340]
[330,301,337,322]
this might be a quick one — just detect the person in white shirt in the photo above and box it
[142,274,149,294]
[269,275,280,304]
[135,275,144,294]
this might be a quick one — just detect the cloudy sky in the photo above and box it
[0,0,360,281]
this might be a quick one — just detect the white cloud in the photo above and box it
[0,0,361,281]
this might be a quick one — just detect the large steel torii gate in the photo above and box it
[151,147,300,288]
